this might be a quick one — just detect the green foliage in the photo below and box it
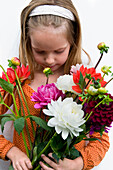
[69,146,80,159]
[83,137,101,143]
[8,165,14,170]
[50,133,66,159]
[14,117,25,135]
[102,94,113,105]
[30,115,52,131]
[50,134,81,161]
[0,93,4,104]
[76,71,86,91]
[99,125,106,136]
[8,59,17,69]
[0,78,14,94]
[37,141,48,155]
[1,117,14,132]
[100,46,109,54]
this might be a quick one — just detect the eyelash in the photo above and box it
[35,50,64,54]
[55,50,64,54]
[35,51,45,54]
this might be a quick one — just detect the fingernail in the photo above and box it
[41,154,44,157]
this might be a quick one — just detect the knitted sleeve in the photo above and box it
[75,132,110,170]
[0,135,15,160]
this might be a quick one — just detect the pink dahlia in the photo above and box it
[84,93,113,134]
[31,83,65,109]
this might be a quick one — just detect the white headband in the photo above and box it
[29,5,75,21]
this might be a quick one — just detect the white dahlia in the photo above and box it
[55,74,78,94]
[43,97,85,140]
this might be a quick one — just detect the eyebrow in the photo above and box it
[31,45,68,51]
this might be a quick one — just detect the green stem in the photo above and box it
[0,65,30,156]
[0,65,10,83]
[85,111,93,122]
[22,131,30,158]
[0,65,19,117]
[16,85,32,149]
[3,103,16,117]
[85,98,105,122]
[11,93,19,117]
[81,98,87,105]
[32,132,57,168]
[14,70,35,136]
[100,73,105,82]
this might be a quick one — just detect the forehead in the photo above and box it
[30,25,69,50]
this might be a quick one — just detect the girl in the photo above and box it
[0,0,110,169]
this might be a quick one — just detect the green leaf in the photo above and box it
[67,136,73,148]
[0,114,15,125]
[50,134,65,154]
[8,165,14,170]
[0,93,4,104]
[77,72,86,90]
[99,125,106,136]
[37,141,48,155]
[80,124,86,131]
[0,78,14,94]
[1,117,14,132]
[52,153,60,163]
[30,116,52,131]
[83,137,101,143]
[69,146,80,159]
[14,117,25,135]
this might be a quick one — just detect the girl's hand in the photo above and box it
[6,146,33,170]
[39,153,84,170]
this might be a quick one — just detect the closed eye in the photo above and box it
[35,50,45,54]
[55,50,65,54]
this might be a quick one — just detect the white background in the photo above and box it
[0,0,113,169]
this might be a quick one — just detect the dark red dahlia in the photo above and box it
[84,93,113,134]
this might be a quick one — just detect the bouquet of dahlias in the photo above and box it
[0,43,113,170]
[29,43,113,169]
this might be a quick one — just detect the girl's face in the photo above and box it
[30,25,71,73]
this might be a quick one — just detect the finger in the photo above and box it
[19,161,29,170]
[15,162,23,170]
[48,153,58,163]
[41,154,57,169]
[13,164,18,170]
[39,161,53,170]
[25,160,33,169]
[48,153,63,164]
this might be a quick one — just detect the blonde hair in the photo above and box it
[19,0,83,79]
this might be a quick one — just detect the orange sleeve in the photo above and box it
[75,132,110,170]
[0,135,15,160]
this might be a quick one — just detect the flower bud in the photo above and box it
[101,65,109,74]
[98,87,107,94]
[97,42,106,50]
[87,86,98,96]
[11,57,20,66]
[94,81,101,89]
[43,67,53,77]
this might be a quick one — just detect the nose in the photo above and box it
[45,54,55,65]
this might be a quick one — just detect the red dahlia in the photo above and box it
[72,65,106,93]
[0,65,30,92]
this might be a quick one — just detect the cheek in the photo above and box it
[33,52,43,63]
[60,49,69,63]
